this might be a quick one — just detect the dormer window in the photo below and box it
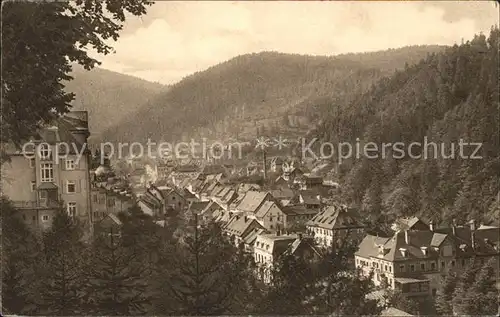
[399,248,408,257]
[421,246,428,256]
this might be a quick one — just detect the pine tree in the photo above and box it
[37,210,90,315]
[259,250,318,315]
[312,230,382,316]
[87,227,152,315]
[451,259,480,315]
[1,198,41,314]
[435,270,457,315]
[153,216,257,315]
[458,258,498,315]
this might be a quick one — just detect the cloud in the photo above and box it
[93,1,497,84]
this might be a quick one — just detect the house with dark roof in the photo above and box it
[199,200,224,223]
[306,203,365,247]
[224,214,265,246]
[355,220,500,299]
[254,232,320,283]
[2,111,92,233]
[282,204,319,229]
[138,184,188,217]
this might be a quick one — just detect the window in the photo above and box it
[67,202,77,217]
[420,263,425,271]
[42,215,49,221]
[40,163,54,182]
[67,180,76,193]
[93,194,98,203]
[30,181,36,192]
[65,159,75,170]
[461,259,466,267]
[39,144,51,159]
[389,266,392,272]
[107,198,115,207]
[400,264,406,272]
[29,158,35,168]
[441,261,445,269]
[431,262,436,270]
[410,264,415,272]
[451,260,455,267]
[384,265,388,271]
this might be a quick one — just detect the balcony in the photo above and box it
[12,200,61,209]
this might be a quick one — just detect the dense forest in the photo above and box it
[100,46,444,144]
[65,65,166,138]
[313,27,499,227]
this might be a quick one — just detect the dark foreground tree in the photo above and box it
[153,216,258,315]
[87,228,151,315]
[36,210,90,315]
[1,198,41,314]
[2,0,152,151]
[312,231,382,316]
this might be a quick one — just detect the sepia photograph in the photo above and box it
[1,0,499,316]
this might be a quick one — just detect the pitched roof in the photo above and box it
[225,215,263,238]
[356,225,500,262]
[299,190,321,205]
[189,201,210,213]
[236,191,271,213]
[255,201,282,218]
[307,204,363,230]
[282,204,319,216]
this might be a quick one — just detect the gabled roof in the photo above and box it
[225,215,263,238]
[299,190,321,205]
[391,216,429,231]
[255,201,282,219]
[189,201,210,213]
[356,224,500,262]
[307,204,364,230]
[236,191,272,213]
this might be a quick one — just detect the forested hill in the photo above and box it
[100,46,444,144]
[315,27,499,226]
[65,65,166,137]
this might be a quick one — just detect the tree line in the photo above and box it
[2,197,385,315]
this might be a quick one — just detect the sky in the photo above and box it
[90,1,499,85]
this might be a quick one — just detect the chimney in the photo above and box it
[404,230,410,245]
[452,218,456,235]
[244,215,248,223]
[429,220,434,231]
[469,219,476,231]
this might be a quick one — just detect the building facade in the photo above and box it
[1,111,92,232]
